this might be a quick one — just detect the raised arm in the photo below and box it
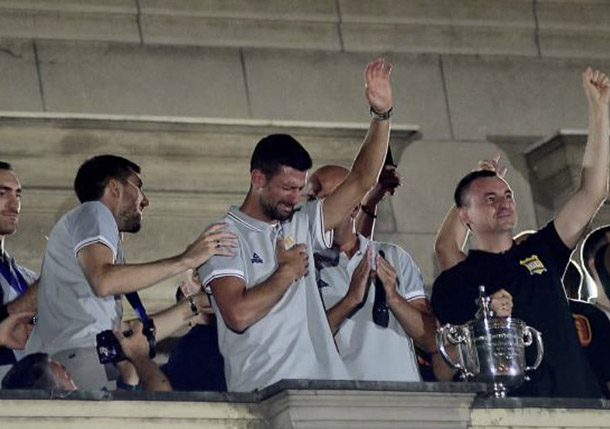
[78,223,236,297]
[210,238,308,332]
[323,58,393,230]
[325,246,373,334]
[555,68,610,248]
[355,165,401,239]
[434,206,468,272]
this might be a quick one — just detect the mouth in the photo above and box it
[1,213,19,221]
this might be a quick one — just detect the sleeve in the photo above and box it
[431,270,478,325]
[198,225,246,292]
[540,221,574,274]
[305,200,333,251]
[72,203,121,261]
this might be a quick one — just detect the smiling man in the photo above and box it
[431,68,610,398]
[27,154,236,390]
[0,161,38,381]
[199,58,394,392]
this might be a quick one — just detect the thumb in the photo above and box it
[276,237,286,253]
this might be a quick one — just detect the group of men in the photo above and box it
[1,59,609,398]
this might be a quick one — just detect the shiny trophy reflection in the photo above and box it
[437,285,544,398]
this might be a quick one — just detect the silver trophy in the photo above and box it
[436,285,544,398]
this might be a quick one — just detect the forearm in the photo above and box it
[90,256,188,297]
[6,281,38,315]
[431,350,457,381]
[150,299,194,341]
[434,206,468,272]
[326,294,361,335]
[131,357,172,392]
[216,267,295,332]
[387,296,437,353]
[581,103,610,200]
[350,120,391,194]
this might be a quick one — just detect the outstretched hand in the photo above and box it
[182,223,237,269]
[583,67,610,109]
[365,58,393,114]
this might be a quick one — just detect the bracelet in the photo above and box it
[361,206,377,219]
[186,295,199,316]
[369,106,393,121]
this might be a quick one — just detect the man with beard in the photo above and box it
[27,155,236,390]
[198,58,393,392]
[431,68,609,397]
[0,161,38,381]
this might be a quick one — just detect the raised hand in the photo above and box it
[375,252,398,300]
[276,237,308,283]
[181,223,237,268]
[477,153,507,178]
[490,289,513,317]
[583,67,610,109]
[346,246,373,304]
[0,312,34,349]
[365,57,393,114]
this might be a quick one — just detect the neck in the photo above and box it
[472,230,513,253]
[0,236,5,256]
[239,192,276,224]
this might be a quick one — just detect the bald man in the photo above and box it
[308,165,440,382]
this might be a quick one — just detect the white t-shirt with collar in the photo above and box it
[199,200,350,392]
[315,234,425,382]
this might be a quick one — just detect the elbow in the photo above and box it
[89,278,113,298]
[222,310,253,334]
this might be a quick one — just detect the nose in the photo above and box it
[141,193,150,208]
[290,189,301,205]
[8,193,20,212]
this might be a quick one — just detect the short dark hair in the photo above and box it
[250,134,312,177]
[582,225,610,263]
[74,155,141,203]
[1,353,58,390]
[454,170,498,207]
[0,161,13,171]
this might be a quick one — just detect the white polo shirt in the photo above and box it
[26,201,123,356]
[315,234,426,382]
[199,201,349,392]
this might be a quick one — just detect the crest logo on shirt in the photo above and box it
[519,254,547,275]
[251,253,263,264]
[283,235,295,249]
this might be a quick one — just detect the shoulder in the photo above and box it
[68,201,115,225]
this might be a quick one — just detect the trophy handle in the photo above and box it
[436,324,474,377]
[524,326,544,372]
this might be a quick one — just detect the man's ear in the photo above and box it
[457,207,472,231]
[106,178,122,199]
[251,169,266,190]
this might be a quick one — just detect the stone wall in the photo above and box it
[1,0,609,302]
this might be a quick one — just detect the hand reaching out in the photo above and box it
[181,223,237,269]
[365,58,393,114]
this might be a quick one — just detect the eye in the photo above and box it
[486,195,495,203]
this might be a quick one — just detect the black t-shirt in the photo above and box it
[431,222,602,398]
[569,299,610,398]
